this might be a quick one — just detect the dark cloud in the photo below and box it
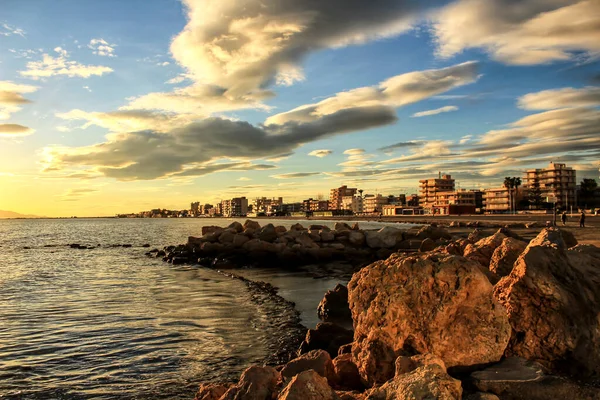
[271,172,321,179]
[378,141,420,152]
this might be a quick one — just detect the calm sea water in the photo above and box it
[0,218,413,399]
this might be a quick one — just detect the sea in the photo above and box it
[0,218,414,399]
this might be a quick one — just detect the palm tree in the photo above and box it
[503,177,513,214]
[513,177,522,213]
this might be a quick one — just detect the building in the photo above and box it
[329,185,357,210]
[419,174,455,211]
[407,194,419,207]
[221,197,248,217]
[252,197,283,215]
[281,202,303,214]
[483,187,511,213]
[432,189,483,215]
[341,195,364,214]
[382,204,424,215]
[363,194,389,214]
[190,202,200,216]
[525,162,576,209]
[302,198,329,212]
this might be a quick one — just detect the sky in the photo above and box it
[1,0,599,217]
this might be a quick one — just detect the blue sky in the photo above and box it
[1,0,599,216]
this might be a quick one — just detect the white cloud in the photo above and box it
[0,80,39,120]
[518,86,600,110]
[88,38,117,57]
[412,105,458,117]
[83,86,92,92]
[308,149,333,158]
[19,53,113,80]
[54,47,68,57]
[238,177,252,181]
[343,149,366,155]
[165,74,190,85]
[1,23,26,37]
[157,61,170,67]
[433,0,600,65]
[266,62,478,125]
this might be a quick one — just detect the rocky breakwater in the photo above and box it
[193,227,599,400]
[153,220,453,277]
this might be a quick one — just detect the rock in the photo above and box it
[296,232,319,249]
[200,242,225,254]
[202,225,222,235]
[275,225,287,234]
[351,223,360,231]
[464,393,500,400]
[299,322,353,358]
[525,222,538,229]
[243,227,256,236]
[329,243,345,250]
[171,256,188,265]
[218,230,235,244]
[365,227,403,249]
[348,231,365,246]
[310,224,327,231]
[321,230,336,242]
[366,354,462,400]
[280,349,337,385]
[290,223,306,231]
[489,237,527,278]
[228,221,244,233]
[333,354,363,391]
[471,357,600,400]
[317,284,351,322]
[335,222,352,232]
[309,231,322,242]
[416,225,452,241]
[233,234,250,247]
[338,344,353,355]
[349,252,511,386]
[195,383,229,400]
[449,221,460,228]
[222,366,280,400]
[463,231,507,267]
[258,224,278,242]
[419,238,436,252]
[493,228,600,377]
[397,240,421,251]
[336,391,365,400]
[278,370,338,400]
[243,219,261,231]
[559,228,578,248]
[467,229,482,243]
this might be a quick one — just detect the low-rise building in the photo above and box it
[302,198,329,212]
[341,195,364,214]
[483,188,511,213]
[252,197,283,215]
[363,194,389,214]
[525,162,576,209]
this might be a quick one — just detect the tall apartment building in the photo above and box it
[525,162,576,209]
[221,197,248,217]
[190,201,200,216]
[419,174,455,211]
[252,197,283,215]
[329,185,357,210]
[483,188,511,213]
[363,194,389,213]
[341,195,364,214]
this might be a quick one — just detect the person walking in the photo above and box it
[580,211,586,228]
[561,211,567,226]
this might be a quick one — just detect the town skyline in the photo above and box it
[1,0,600,217]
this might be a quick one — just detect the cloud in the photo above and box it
[88,38,117,57]
[518,86,600,110]
[378,141,420,152]
[19,53,113,80]
[1,24,26,37]
[44,105,396,180]
[343,148,365,155]
[412,105,458,117]
[0,123,35,137]
[308,149,332,158]
[54,47,68,57]
[238,177,252,181]
[265,61,479,125]
[271,172,321,179]
[433,0,600,65]
[59,187,99,201]
[0,80,39,120]
[165,74,191,85]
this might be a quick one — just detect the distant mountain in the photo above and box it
[0,210,45,219]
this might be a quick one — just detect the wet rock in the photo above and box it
[419,238,436,252]
[471,357,600,400]
[222,365,280,400]
[489,237,527,279]
[494,228,600,377]
[228,221,244,233]
[278,370,338,400]
[366,354,462,400]
[349,252,511,386]
[194,383,229,400]
[365,227,403,249]
[243,219,261,231]
[299,322,353,358]
[317,284,351,323]
[463,231,507,267]
[281,349,337,385]
[333,354,363,391]
[171,256,188,265]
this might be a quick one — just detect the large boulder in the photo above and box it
[233,234,250,248]
[296,232,319,249]
[202,225,222,235]
[243,219,261,231]
[195,383,229,400]
[333,354,363,391]
[335,222,353,232]
[494,228,600,377]
[321,230,336,242]
[280,349,337,385]
[228,221,244,233]
[416,225,452,241]
[366,354,462,400]
[463,231,507,267]
[278,370,338,400]
[364,227,403,249]
[299,322,354,358]
[257,224,278,242]
[222,365,280,400]
[489,237,527,278]
[349,252,511,386]
[348,231,365,246]
[317,284,351,323]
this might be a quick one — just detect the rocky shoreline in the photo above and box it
[151,220,600,399]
